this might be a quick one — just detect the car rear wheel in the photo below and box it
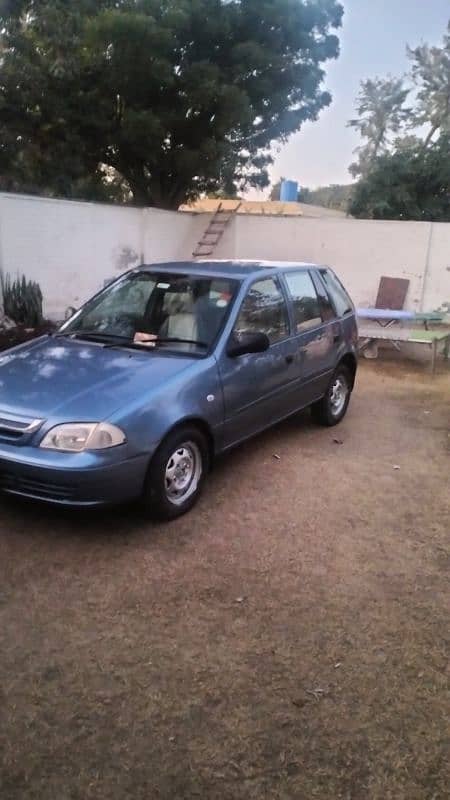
[311,365,352,426]
[143,425,209,521]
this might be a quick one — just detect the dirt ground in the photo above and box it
[0,360,449,800]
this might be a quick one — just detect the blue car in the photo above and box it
[0,261,358,519]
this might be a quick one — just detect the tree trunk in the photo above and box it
[423,125,439,149]
[127,179,152,207]
[122,165,189,210]
[148,174,189,210]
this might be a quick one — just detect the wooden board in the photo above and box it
[376,277,410,310]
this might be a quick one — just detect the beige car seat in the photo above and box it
[163,292,198,342]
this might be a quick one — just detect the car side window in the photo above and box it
[234,278,289,344]
[310,270,336,321]
[284,271,323,332]
[320,269,353,317]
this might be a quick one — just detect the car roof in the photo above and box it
[138,260,324,280]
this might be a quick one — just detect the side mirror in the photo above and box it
[227,331,270,358]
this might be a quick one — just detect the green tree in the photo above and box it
[348,135,450,221]
[347,77,410,176]
[0,0,343,208]
[408,22,450,146]
[301,183,352,211]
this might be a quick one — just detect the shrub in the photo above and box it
[0,272,43,327]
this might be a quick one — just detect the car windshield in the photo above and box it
[61,271,239,354]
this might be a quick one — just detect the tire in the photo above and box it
[142,425,209,521]
[311,364,352,427]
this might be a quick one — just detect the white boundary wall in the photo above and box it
[0,193,206,318]
[214,215,450,314]
[1,192,449,318]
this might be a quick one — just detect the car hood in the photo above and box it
[0,336,196,420]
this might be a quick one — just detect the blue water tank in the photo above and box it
[280,179,298,202]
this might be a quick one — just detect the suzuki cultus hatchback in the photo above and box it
[0,261,357,519]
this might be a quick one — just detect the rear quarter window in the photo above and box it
[320,269,353,318]
[284,270,323,332]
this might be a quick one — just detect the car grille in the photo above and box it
[0,470,79,502]
[0,427,23,441]
[0,412,45,442]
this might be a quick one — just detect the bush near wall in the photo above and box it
[0,272,43,327]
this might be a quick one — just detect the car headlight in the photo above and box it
[40,423,126,452]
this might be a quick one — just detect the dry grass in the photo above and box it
[0,361,449,799]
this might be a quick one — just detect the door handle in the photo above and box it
[285,354,294,365]
[333,334,341,343]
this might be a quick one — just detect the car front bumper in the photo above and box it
[0,443,150,508]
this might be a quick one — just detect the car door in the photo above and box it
[218,275,298,448]
[282,269,339,404]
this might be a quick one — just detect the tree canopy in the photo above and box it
[348,135,450,222]
[347,20,450,220]
[408,23,450,146]
[347,77,410,177]
[0,0,343,208]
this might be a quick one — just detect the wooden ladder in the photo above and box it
[192,201,241,259]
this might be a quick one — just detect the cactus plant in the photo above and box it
[0,271,43,327]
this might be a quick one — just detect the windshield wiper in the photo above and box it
[52,331,208,351]
[53,331,131,343]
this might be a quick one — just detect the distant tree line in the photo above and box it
[270,180,352,212]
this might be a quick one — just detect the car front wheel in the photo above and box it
[143,425,209,521]
[312,365,352,426]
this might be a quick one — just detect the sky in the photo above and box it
[263,0,450,194]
